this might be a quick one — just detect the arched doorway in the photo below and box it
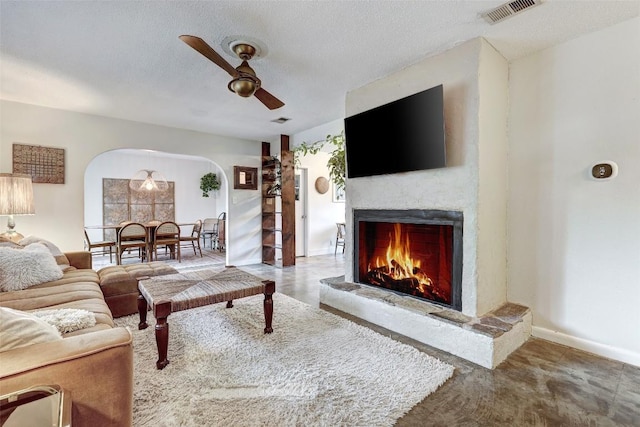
[83,149,229,264]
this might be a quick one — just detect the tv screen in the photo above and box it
[344,84,445,179]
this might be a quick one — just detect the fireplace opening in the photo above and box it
[354,209,463,311]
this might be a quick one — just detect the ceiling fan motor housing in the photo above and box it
[229,77,258,97]
[228,60,260,97]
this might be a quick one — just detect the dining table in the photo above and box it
[85,222,194,232]
[85,222,194,262]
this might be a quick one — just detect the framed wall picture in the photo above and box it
[332,182,345,203]
[234,166,258,190]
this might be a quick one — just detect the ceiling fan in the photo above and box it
[179,35,284,110]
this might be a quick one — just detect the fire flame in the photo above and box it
[369,223,433,293]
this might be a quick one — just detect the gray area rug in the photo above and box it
[115,291,454,426]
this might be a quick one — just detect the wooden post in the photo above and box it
[280,135,295,267]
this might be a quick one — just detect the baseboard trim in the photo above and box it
[308,248,340,257]
[532,326,640,368]
[233,257,263,266]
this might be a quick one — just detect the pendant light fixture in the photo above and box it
[129,169,168,192]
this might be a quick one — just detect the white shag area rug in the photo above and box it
[116,292,454,427]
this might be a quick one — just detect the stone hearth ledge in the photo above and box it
[319,277,532,369]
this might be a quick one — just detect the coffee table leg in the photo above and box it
[138,294,148,330]
[263,280,275,334]
[154,301,172,370]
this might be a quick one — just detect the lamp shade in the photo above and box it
[129,169,168,192]
[0,173,35,216]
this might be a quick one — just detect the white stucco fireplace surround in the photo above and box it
[319,38,532,369]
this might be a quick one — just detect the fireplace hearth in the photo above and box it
[354,209,463,311]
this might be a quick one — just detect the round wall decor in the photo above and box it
[315,177,330,194]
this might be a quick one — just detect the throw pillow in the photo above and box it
[19,235,71,271]
[32,308,97,334]
[0,307,62,352]
[0,243,64,291]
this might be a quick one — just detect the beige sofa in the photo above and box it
[0,250,134,427]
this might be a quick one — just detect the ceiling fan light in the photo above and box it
[228,77,257,97]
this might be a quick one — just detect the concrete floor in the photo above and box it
[95,250,640,426]
[241,254,640,427]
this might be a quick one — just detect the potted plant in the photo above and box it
[200,172,221,197]
[293,132,345,190]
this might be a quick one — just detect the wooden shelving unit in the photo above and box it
[261,138,295,267]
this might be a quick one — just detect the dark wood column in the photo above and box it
[261,139,295,267]
[280,135,295,267]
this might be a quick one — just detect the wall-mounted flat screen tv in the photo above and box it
[344,84,445,179]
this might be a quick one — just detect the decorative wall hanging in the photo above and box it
[332,182,345,203]
[102,178,175,241]
[234,166,258,190]
[12,143,65,184]
[315,177,329,194]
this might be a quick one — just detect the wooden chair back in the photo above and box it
[191,219,202,238]
[153,221,181,263]
[335,222,346,254]
[116,222,149,264]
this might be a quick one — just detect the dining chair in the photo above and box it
[153,221,181,262]
[179,220,203,257]
[335,222,346,254]
[116,222,149,265]
[201,217,217,249]
[214,212,226,251]
[83,229,116,263]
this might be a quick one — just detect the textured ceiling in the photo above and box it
[1,1,638,142]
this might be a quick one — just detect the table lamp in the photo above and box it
[0,173,35,242]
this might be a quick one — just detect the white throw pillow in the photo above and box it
[0,307,62,352]
[0,243,64,291]
[19,235,71,271]
[32,308,97,334]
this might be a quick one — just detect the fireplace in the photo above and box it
[354,209,463,311]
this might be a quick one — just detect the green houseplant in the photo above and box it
[200,172,221,197]
[293,132,345,190]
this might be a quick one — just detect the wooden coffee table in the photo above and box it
[137,266,275,369]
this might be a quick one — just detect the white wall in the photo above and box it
[291,119,346,256]
[0,101,263,266]
[477,41,510,316]
[508,17,640,366]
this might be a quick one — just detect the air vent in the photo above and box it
[482,0,541,24]
[271,117,291,124]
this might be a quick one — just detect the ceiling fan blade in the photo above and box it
[254,88,285,110]
[179,35,238,77]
